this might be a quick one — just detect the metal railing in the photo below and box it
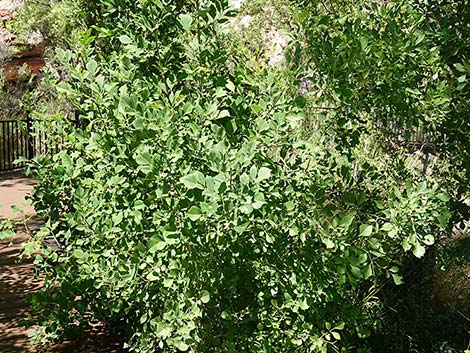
[0,116,60,172]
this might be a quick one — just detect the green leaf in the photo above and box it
[112,213,123,225]
[140,312,148,324]
[455,63,466,73]
[415,31,425,45]
[221,310,230,319]
[73,249,87,260]
[265,233,274,244]
[234,222,249,234]
[180,172,205,190]
[240,173,250,185]
[359,224,373,237]
[23,242,38,257]
[350,265,362,279]
[134,118,145,130]
[299,298,309,310]
[119,35,132,44]
[252,192,266,209]
[148,237,166,252]
[175,340,189,351]
[335,322,345,330]
[436,193,450,202]
[0,231,13,240]
[200,290,210,304]
[412,244,426,258]
[364,264,372,279]
[135,152,154,174]
[436,214,449,229]
[216,110,230,119]
[249,166,258,180]
[200,202,218,215]
[359,36,368,50]
[423,235,434,246]
[86,60,98,75]
[156,322,172,338]
[146,272,159,281]
[163,278,173,288]
[226,81,235,92]
[339,213,354,228]
[402,236,412,251]
[391,273,403,285]
[285,201,295,212]
[382,222,397,237]
[187,206,202,221]
[405,87,421,95]
[178,14,193,30]
[323,238,335,249]
[257,167,271,182]
[239,203,254,215]
[56,82,72,95]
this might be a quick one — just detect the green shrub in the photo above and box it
[26,1,451,352]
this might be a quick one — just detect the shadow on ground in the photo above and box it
[0,171,125,352]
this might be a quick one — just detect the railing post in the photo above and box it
[26,113,34,160]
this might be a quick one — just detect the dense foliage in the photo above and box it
[21,0,467,352]
[419,0,470,221]
[293,0,449,142]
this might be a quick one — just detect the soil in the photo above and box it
[0,170,123,352]
[0,170,35,219]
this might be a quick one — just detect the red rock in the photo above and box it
[10,40,45,58]
[1,30,46,81]
[0,27,14,44]
[0,9,13,21]
[3,57,46,81]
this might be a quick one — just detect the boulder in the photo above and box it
[3,56,45,81]
[0,30,46,81]
[0,8,13,22]
[9,31,45,58]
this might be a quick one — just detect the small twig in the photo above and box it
[310,105,338,110]
[457,309,470,323]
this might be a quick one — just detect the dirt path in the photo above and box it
[0,171,35,220]
[0,223,41,352]
[0,171,40,351]
[0,171,122,352]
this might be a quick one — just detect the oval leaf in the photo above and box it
[178,14,193,30]
[200,290,210,304]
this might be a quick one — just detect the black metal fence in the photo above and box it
[376,120,441,153]
[0,117,58,172]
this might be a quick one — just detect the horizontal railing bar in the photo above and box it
[0,120,27,123]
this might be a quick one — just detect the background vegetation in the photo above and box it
[1,0,468,352]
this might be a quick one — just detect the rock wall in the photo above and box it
[0,1,46,81]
